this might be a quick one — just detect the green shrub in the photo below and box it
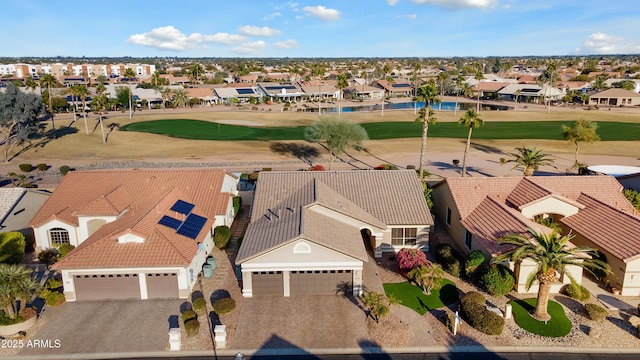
[406,165,416,170]
[181,309,197,322]
[57,243,75,257]
[59,165,71,175]
[212,297,236,314]
[240,173,249,180]
[0,231,26,265]
[37,248,58,266]
[435,243,462,277]
[585,303,608,321]
[464,250,485,278]
[19,164,33,172]
[444,312,456,333]
[41,289,65,306]
[460,291,504,335]
[46,277,63,290]
[213,225,232,249]
[193,298,207,315]
[481,264,515,297]
[233,196,242,216]
[36,163,48,171]
[561,280,591,301]
[184,319,200,337]
[248,172,259,181]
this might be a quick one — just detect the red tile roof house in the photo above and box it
[432,176,640,296]
[30,169,238,301]
[235,171,433,298]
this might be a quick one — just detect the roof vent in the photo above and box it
[268,208,279,219]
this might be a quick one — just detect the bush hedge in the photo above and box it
[213,226,232,249]
[19,164,33,172]
[435,243,462,277]
[181,309,197,322]
[0,231,26,265]
[460,291,504,335]
[59,165,71,175]
[233,196,242,216]
[37,248,58,266]
[481,264,515,297]
[464,250,485,278]
[46,277,63,290]
[36,163,48,171]
[585,303,608,321]
[212,297,236,314]
[184,319,200,337]
[41,289,65,306]
[57,243,75,258]
[561,281,591,301]
[193,298,207,315]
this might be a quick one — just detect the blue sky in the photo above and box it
[3,0,639,58]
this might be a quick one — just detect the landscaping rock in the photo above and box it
[627,315,640,327]
[588,327,602,338]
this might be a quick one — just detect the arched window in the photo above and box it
[48,227,70,246]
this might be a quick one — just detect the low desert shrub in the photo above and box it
[41,289,65,306]
[59,165,71,175]
[212,297,236,314]
[57,243,75,258]
[46,277,63,290]
[464,250,485,278]
[561,280,591,301]
[181,309,197,323]
[37,248,58,266]
[213,226,231,249]
[192,298,207,315]
[585,303,608,321]
[481,264,515,297]
[232,196,242,216]
[397,248,429,275]
[19,164,33,172]
[460,291,504,335]
[184,319,200,337]
[435,243,462,277]
[36,163,48,171]
[444,312,456,333]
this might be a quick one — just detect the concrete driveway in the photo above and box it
[20,299,184,355]
[233,295,369,350]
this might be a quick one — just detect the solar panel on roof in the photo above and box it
[170,200,195,215]
[392,83,411,88]
[265,85,297,91]
[177,213,207,239]
[236,88,255,95]
[158,215,182,230]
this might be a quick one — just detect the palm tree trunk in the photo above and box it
[418,107,429,181]
[99,115,106,144]
[534,281,552,320]
[574,142,580,165]
[476,93,480,112]
[339,90,342,116]
[461,127,473,177]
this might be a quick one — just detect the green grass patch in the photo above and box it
[509,298,572,337]
[121,119,640,141]
[383,280,458,315]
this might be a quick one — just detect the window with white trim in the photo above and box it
[48,227,70,247]
[391,228,417,246]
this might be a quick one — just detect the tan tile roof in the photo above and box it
[591,88,640,98]
[376,79,413,92]
[506,178,551,208]
[475,82,510,92]
[237,171,432,263]
[75,185,132,216]
[32,169,231,228]
[561,194,640,262]
[186,88,214,98]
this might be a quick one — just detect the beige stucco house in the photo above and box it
[589,88,640,107]
[30,169,238,301]
[432,176,640,295]
[0,188,50,247]
[236,171,433,298]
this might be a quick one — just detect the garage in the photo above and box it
[251,271,283,296]
[146,273,179,299]
[290,270,352,296]
[74,273,141,301]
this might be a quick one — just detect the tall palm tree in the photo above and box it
[189,63,204,85]
[336,72,349,116]
[39,73,58,138]
[311,66,325,116]
[90,84,108,144]
[474,71,485,112]
[160,87,173,111]
[171,88,189,108]
[415,79,440,181]
[123,68,137,119]
[458,108,484,177]
[0,264,40,320]
[503,146,555,176]
[151,71,162,88]
[494,228,609,321]
[514,89,521,111]
[69,85,91,134]
[25,76,38,94]
[380,64,391,117]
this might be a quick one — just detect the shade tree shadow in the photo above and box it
[10,126,78,162]
[269,142,319,166]
[470,143,508,155]
[105,122,120,143]
[357,339,393,360]
[210,289,231,304]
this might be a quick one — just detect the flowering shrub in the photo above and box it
[397,248,429,275]
[309,164,326,171]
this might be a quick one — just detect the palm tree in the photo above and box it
[39,73,58,138]
[160,87,173,111]
[454,75,463,116]
[561,118,600,167]
[415,79,440,181]
[75,85,90,134]
[408,263,444,295]
[580,93,590,106]
[25,77,38,94]
[494,228,609,321]
[123,68,137,119]
[311,66,325,116]
[503,146,555,176]
[151,71,162,88]
[514,89,521,111]
[90,84,108,144]
[0,264,40,320]
[474,71,485,112]
[361,291,391,323]
[380,64,391,117]
[458,108,484,177]
[189,63,204,85]
[171,88,189,108]
[336,72,349,116]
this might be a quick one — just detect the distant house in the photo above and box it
[213,86,262,104]
[432,176,640,296]
[31,169,238,301]
[474,81,511,99]
[236,171,433,298]
[376,79,414,97]
[0,188,50,246]
[256,82,306,102]
[343,85,385,100]
[589,88,640,107]
[498,83,563,103]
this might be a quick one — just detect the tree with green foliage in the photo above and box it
[115,86,132,112]
[39,73,59,138]
[361,291,391,323]
[171,88,189,109]
[0,232,26,265]
[458,109,484,177]
[123,68,137,119]
[304,116,368,170]
[494,228,609,321]
[70,85,90,134]
[623,188,640,211]
[561,118,600,166]
[95,74,108,85]
[415,79,440,181]
[408,263,444,295]
[502,146,555,176]
[0,264,40,320]
[336,72,349,116]
[0,84,45,162]
[612,80,636,91]
[90,83,109,144]
[474,71,485,112]
[189,63,205,85]
[160,87,173,110]
[25,77,38,94]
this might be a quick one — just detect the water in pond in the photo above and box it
[311,101,508,113]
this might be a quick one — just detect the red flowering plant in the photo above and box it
[397,248,430,277]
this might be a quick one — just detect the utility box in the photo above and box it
[168,328,181,351]
[504,304,513,319]
[214,325,227,348]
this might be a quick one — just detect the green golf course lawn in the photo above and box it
[120,119,640,141]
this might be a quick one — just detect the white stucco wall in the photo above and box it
[34,220,79,249]
[77,215,118,242]
[520,197,581,219]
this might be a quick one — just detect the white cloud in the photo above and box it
[273,39,299,49]
[409,0,496,9]
[126,26,246,51]
[387,0,399,5]
[578,32,640,55]
[263,12,281,21]
[232,40,267,54]
[303,5,341,20]
[396,14,417,19]
[238,25,282,37]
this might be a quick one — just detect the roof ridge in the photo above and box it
[152,229,194,263]
[579,192,640,220]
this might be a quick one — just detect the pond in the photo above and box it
[312,101,509,113]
